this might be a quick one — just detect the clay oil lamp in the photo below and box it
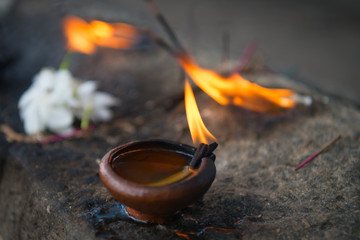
[99,79,218,223]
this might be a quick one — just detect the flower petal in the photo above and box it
[91,108,113,122]
[33,67,56,91]
[45,107,74,133]
[19,68,55,108]
[77,81,97,98]
[93,92,119,108]
[22,103,44,134]
[18,87,37,109]
[48,69,75,105]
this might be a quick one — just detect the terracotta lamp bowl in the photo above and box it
[99,139,216,223]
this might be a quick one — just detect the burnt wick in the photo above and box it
[190,142,218,170]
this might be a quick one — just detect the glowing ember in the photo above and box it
[179,53,296,113]
[185,79,217,145]
[174,226,241,239]
[63,16,140,54]
[175,231,191,239]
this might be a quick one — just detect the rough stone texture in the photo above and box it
[1,1,360,239]
[1,64,360,239]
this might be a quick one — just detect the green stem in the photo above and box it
[59,51,75,70]
[80,106,92,130]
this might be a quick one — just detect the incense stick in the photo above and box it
[233,42,257,74]
[221,30,231,73]
[145,29,175,55]
[295,134,341,171]
[144,0,185,53]
[39,124,95,145]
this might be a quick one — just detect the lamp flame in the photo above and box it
[63,16,140,54]
[179,54,295,113]
[185,79,217,145]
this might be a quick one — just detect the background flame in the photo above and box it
[185,79,217,145]
[179,54,295,113]
[63,16,139,54]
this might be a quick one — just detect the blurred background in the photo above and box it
[1,0,360,104]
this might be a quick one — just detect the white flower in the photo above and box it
[72,80,119,122]
[19,68,75,134]
[18,67,119,135]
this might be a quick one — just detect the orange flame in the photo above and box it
[63,16,140,54]
[185,79,217,145]
[179,54,295,113]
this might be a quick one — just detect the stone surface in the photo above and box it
[1,66,360,239]
[1,1,360,239]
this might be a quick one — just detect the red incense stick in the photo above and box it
[233,42,257,73]
[295,134,341,171]
[40,124,95,145]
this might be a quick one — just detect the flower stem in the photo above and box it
[80,106,92,130]
[59,51,75,70]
